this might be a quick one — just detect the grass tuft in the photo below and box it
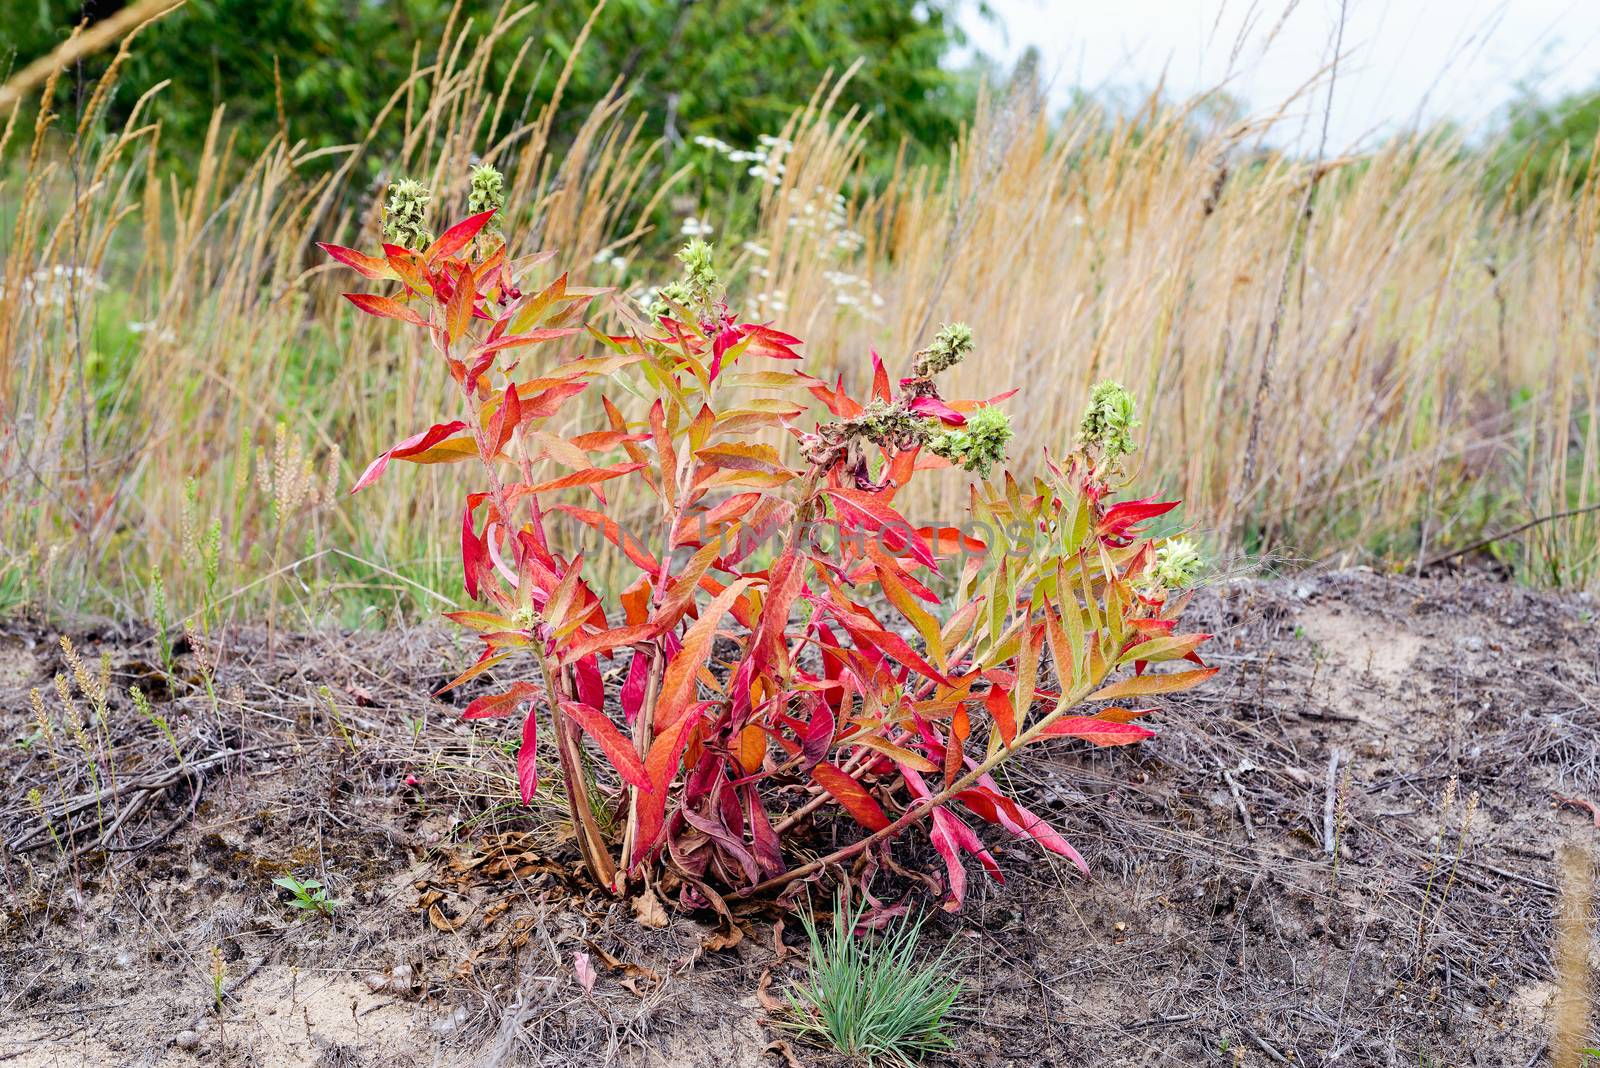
[782,897,963,1067]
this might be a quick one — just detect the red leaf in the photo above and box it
[517,379,591,420]
[561,701,649,789]
[907,395,966,426]
[463,682,539,720]
[343,292,427,327]
[352,421,469,492]
[753,548,805,667]
[473,328,584,357]
[956,784,1088,875]
[655,579,753,731]
[824,488,937,569]
[620,649,649,725]
[317,242,393,280]
[834,614,949,686]
[1094,706,1158,723]
[425,209,496,262]
[1097,496,1181,543]
[576,653,605,711]
[943,704,969,787]
[633,702,709,864]
[870,349,891,402]
[798,695,835,772]
[1086,667,1217,701]
[808,375,864,419]
[982,685,1017,746]
[561,623,660,663]
[695,442,789,475]
[745,783,784,875]
[461,500,491,600]
[521,462,647,495]
[552,504,660,573]
[491,382,521,455]
[445,261,476,343]
[928,807,969,907]
[1038,716,1156,746]
[811,761,890,832]
[517,705,540,804]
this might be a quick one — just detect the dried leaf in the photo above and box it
[631,886,670,929]
[573,951,597,994]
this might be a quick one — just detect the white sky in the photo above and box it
[957,0,1600,150]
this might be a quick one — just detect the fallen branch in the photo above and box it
[1323,748,1343,856]
[1553,793,1600,830]
[8,743,295,854]
[1423,502,1600,571]
[1224,767,1257,841]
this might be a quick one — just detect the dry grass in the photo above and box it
[1,7,1596,623]
[758,83,1598,586]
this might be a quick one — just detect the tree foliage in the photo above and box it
[3,0,978,168]
[1490,81,1600,204]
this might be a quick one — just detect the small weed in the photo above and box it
[272,875,343,917]
[150,566,174,680]
[132,687,184,765]
[1414,778,1479,975]
[781,897,962,1067]
[210,945,226,1015]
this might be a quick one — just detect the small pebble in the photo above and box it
[365,963,415,993]
[174,1031,201,1050]
[430,1005,469,1034]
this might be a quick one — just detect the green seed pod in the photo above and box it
[382,178,434,252]
[858,400,929,449]
[649,280,694,319]
[1078,380,1139,462]
[915,322,974,377]
[676,238,720,304]
[928,405,1013,479]
[468,164,506,233]
[1152,537,1204,588]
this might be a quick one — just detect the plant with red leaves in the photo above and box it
[322,174,1215,914]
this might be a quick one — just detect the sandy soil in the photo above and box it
[0,569,1595,1066]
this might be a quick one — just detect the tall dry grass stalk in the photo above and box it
[1,7,1596,621]
[1553,843,1595,1068]
[756,83,1598,585]
[0,5,676,615]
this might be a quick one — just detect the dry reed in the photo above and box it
[2,7,1596,623]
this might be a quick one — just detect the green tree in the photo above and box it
[2,0,980,169]
[1490,81,1600,204]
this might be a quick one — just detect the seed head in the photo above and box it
[467,164,506,233]
[928,405,1013,479]
[1078,380,1140,463]
[915,322,974,377]
[651,240,722,317]
[676,239,720,300]
[382,178,434,252]
[1152,537,1204,588]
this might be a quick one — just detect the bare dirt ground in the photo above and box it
[0,569,1596,1067]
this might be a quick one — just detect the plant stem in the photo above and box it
[616,646,660,887]
[738,668,1108,898]
[451,318,618,888]
[540,650,618,888]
